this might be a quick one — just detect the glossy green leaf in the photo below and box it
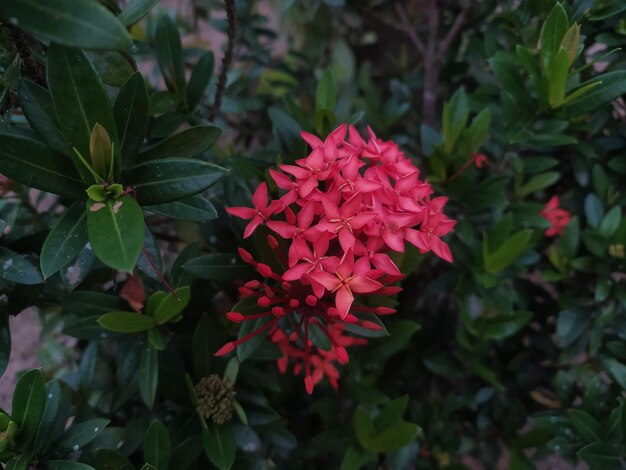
[584,194,604,227]
[517,172,560,197]
[482,311,533,340]
[143,420,171,470]
[341,446,372,470]
[114,72,150,163]
[564,71,626,116]
[201,422,236,470]
[465,108,491,155]
[442,87,469,153]
[603,357,626,389]
[18,80,70,155]
[353,407,375,448]
[33,380,70,456]
[146,195,218,222]
[98,311,156,333]
[124,158,227,205]
[139,343,159,408]
[0,0,132,50]
[87,51,134,87]
[374,395,409,432]
[599,206,621,238]
[187,52,215,110]
[568,409,601,443]
[577,442,624,469]
[5,453,31,470]
[138,126,222,161]
[48,44,118,181]
[41,202,88,279]
[237,316,274,362]
[155,15,186,96]
[547,47,570,107]
[367,422,419,452]
[12,369,45,450]
[193,314,212,378]
[316,69,336,114]
[560,23,580,65]
[0,247,43,285]
[58,418,110,451]
[150,287,190,324]
[86,195,144,272]
[484,230,533,273]
[119,0,159,26]
[0,129,85,199]
[183,253,253,281]
[540,3,569,70]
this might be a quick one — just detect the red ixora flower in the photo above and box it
[220,124,455,393]
[540,196,571,237]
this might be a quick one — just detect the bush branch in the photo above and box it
[209,0,237,121]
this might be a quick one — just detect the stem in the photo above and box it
[141,246,178,298]
[209,0,237,121]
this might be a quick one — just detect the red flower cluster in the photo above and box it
[540,196,571,237]
[219,124,455,393]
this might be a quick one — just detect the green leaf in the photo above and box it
[0,316,10,377]
[200,422,236,470]
[0,129,85,198]
[119,0,159,26]
[193,314,212,378]
[93,449,134,470]
[98,311,156,333]
[58,418,110,451]
[114,72,150,164]
[561,81,602,107]
[151,287,190,324]
[0,0,132,50]
[183,253,253,282]
[353,407,375,448]
[540,3,569,71]
[5,453,31,470]
[567,409,602,443]
[599,206,621,238]
[464,108,490,155]
[237,316,273,362]
[48,44,118,181]
[48,461,96,470]
[139,342,159,408]
[517,172,561,197]
[316,70,337,114]
[18,80,70,155]
[124,158,227,205]
[577,442,625,469]
[560,23,580,65]
[63,291,126,317]
[564,71,626,116]
[138,126,222,161]
[603,357,626,389]
[86,195,144,272]
[187,52,215,111]
[584,194,604,228]
[0,247,43,285]
[41,202,88,279]
[484,230,533,273]
[155,15,186,96]
[374,395,409,432]
[146,195,218,222]
[224,357,239,384]
[12,369,45,450]
[340,446,372,470]
[547,47,570,108]
[33,380,70,455]
[367,422,419,452]
[482,311,533,340]
[87,51,134,87]
[143,420,171,470]
[442,87,469,153]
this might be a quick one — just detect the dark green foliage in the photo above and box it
[1,0,626,469]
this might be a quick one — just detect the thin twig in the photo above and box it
[141,246,179,298]
[209,0,237,121]
[438,2,471,56]
[395,3,425,55]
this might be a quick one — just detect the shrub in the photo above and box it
[0,0,626,468]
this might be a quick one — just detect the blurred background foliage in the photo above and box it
[1,0,626,468]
